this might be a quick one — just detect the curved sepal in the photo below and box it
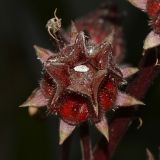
[92,70,107,116]
[146,148,155,160]
[34,45,53,63]
[115,91,145,106]
[19,88,48,108]
[120,66,139,78]
[73,32,88,64]
[45,62,70,87]
[143,31,160,51]
[95,116,109,141]
[70,21,78,44]
[59,120,75,145]
[91,44,113,70]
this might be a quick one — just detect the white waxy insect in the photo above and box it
[74,65,89,72]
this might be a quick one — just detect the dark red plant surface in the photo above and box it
[19,1,160,160]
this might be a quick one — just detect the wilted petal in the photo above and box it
[120,66,139,78]
[59,120,75,145]
[143,31,160,51]
[95,116,109,141]
[19,88,48,107]
[34,45,53,63]
[146,148,155,160]
[115,91,145,106]
[128,0,147,11]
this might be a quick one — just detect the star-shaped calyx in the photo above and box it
[20,21,144,144]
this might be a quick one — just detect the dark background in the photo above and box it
[0,0,160,160]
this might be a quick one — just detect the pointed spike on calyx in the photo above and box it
[34,45,52,63]
[59,120,75,145]
[95,116,109,141]
[103,30,115,46]
[19,88,48,108]
[115,91,145,107]
[120,66,139,78]
[73,31,88,62]
[143,31,160,51]
[75,31,86,46]
[70,21,78,44]
[128,0,147,11]
[146,148,155,160]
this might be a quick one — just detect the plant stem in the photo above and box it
[60,135,72,160]
[80,122,93,160]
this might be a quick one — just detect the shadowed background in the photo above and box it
[0,0,160,160]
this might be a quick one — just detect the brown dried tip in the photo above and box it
[95,116,109,141]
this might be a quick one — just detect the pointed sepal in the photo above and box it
[143,31,160,51]
[115,91,145,106]
[128,0,147,11]
[59,120,75,145]
[45,62,70,87]
[91,43,113,70]
[120,66,139,78]
[73,32,87,64]
[70,21,78,44]
[19,88,48,108]
[95,116,109,141]
[34,45,53,63]
[146,148,155,160]
[92,70,107,116]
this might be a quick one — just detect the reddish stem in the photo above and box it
[80,122,93,160]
